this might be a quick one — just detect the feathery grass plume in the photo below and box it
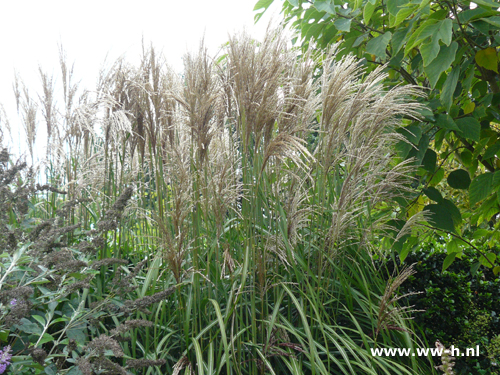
[18,81,38,163]
[38,66,56,143]
[178,39,222,166]
[315,47,424,256]
[225,27,292,154]
[200,126,243,238]
[435,340,456,375]
[172,356,193,375]
[260,46,319,174]
[375,263,422,340]
[283,177,312,248]
[157,125,194,282]
[0,105,11,142]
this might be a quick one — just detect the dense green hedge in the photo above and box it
[383,243,500,375]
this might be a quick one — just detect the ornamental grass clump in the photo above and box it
[0,26,435,373]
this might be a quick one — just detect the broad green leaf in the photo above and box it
[473,228,491,240]
[424,42,458,88]
[475,47,499,73]
[464,101,475,114]
[441,66,460,112]
[443,252,458,272]
[469,173,494,205]
[436,19,453,46]
[32,315,46,326]
[392,25,412,54]
[494,266,500,275]
[39,332,55,346]
[423,187,443,203]
[422,149,437,172]
[393,5,417,27]
[472,20,491,35]
[463,64,475,93]
[405,19,440,55]
[366,32,392,59]
[17,318,42,335]
[419,0,430,9]
[424,204,457,232]
[408,195,425,218]
[442,198,462,226]
[66,368,84,375]
[254,0,274,20]
[455,117,481,141]
[435,114,460,131]
[447,169,471,189]
[315,0,336,14]
[408,133,430,166]
[421,39,440,66]
[44,364,57,375]
[0,331,8,342]
[429,167,445,186]
[387,0,405,16]
[479,252,496,268]
[254,0,274,11]
[447,238,461,254]
[493,170,500,186]
[334,18,351,32]
[480,16,500,27]
[460,149,473,166]
[363,1,376,24]
[416,22,441,41]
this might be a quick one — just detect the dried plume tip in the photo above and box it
[435,340,456,375]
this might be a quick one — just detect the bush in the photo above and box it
[0,147,168,374]
[383,239,500,375]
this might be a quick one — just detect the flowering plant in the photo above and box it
[0,345,12,374]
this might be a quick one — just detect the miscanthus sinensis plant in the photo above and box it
[3,27,435,374]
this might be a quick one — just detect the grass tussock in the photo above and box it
[0,27,435,374]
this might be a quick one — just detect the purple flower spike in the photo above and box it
[9,299,17,306]
[0,345,12,374]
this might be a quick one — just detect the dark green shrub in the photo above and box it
[383,241,500,375]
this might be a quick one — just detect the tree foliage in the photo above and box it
[257,0,500,269]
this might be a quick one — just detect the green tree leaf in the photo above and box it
[315,0,336,15]
[393,5,417,27]
[424,41,458,88]
[443,252,458,272]
[475,47,499,73]
[424,203,457,232]
[423,187,443,203]
[455,117,481,141]
[440,66,460,112]
[480,16,500,27]
[366,32,392,59]
[469,173,494,206]
[334,18,352,32]
[447,169,471,189]
[422,149,437,172]
[387,0,405,16]
[363,1,377,24]
[421,39,440,67]
[479,252,497,268]
[435,114,461,131]
[483,143,500,160]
